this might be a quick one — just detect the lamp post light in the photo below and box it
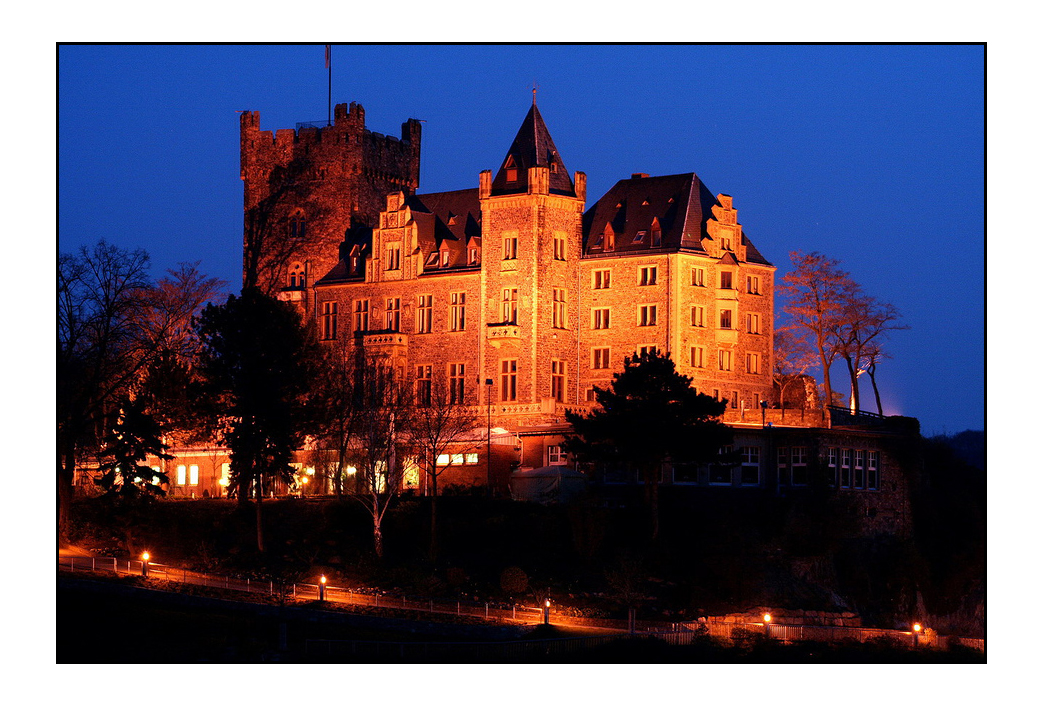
[319,575,327,602]
[543,598,551,626]
[912,622,922,648]
[763,612,772,639]
[141,551,150,577]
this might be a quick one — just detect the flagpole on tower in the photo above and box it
[325,44,332,126]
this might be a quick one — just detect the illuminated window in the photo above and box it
[547,445,566,465]
[189,464,199,486]
[740,447,760,485]
[720,271,733,289]
[416,295,433,333]
[593,269,611,289]
[692,267,705,287]
[503,236,518,260]
[177,465,187,485]
[353,300,369,332]
[449,363,465,404]
[321,301,338,340]
[500,359,518,402]
[747,275,761,294]
[638,305,657,327]
[551,360,566,402]
[386,243,401,270]
[385,298,401,331]
[593,348,610,370]
[436,454,451,466]
[691,306,705,327]
[501,288,518,324]
[552,288,567,329]
[639,266,657,286]
[593,308,610,330]
[465,453,479,465]
[416,365,432,406]
[450,292,466,331]
[746,313,760,334]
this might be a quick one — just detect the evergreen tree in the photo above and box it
[564,349,732,539]
[95,397,172,496]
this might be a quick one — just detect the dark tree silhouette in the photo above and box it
[564,349,732,540]
[195,287,322,552]
[95,396,172,496]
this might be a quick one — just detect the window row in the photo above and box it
[500,235,569,261]
[827,448,880,491]
[413,362,469,405]
[497,358,568,403]
[588,346,761,375]
[320,294,469,338]
[589,267,762,294]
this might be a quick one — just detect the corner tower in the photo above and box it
[479,101,587,419]
[239,102,422,304]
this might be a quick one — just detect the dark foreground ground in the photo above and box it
[58,576,984,664]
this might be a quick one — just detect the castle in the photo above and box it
[87,97,914,538]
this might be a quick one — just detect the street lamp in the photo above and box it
[912,622,922,648]
[319,575,327,601]
[141,551,150,577]
[763,612,772,638]
[543,598,551,625]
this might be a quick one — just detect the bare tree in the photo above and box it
[404,373,482,559]
[831,297,907,415]
[772,327,818,420]
[779,252,860,421]
[58,241,224,543]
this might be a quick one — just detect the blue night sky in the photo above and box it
[58,44,984,436]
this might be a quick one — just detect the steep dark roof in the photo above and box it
[407,188,482,269]
[582,172,772,266]
[490,103,575,197]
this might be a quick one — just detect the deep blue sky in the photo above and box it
[58,44,984,435]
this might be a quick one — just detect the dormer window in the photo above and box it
[633,230,647,244]
[603,224,615,252]
[441,251,450,267]
[651,218,662,247]
[504,156,518,182]
[425,252,440,267]
[468,248,480,266]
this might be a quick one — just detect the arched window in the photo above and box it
[288,262,305,289]
[289,211,306,238]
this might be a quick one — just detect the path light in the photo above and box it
[763,612,772,638]
[319,575,327,601]
[543,598,551,625]
[913,622,922,647]
[141,551,150,577]
[763,612,772,624]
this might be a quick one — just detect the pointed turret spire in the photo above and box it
[490,101,575,197]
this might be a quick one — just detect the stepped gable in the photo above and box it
[490,103,575,197]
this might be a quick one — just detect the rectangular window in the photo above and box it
[721,236,732,252]
[465,452,479,465]
[639,266,658,286]
[385,298,401,331]
[415,365,432,406]
[710,446,733,485]
[691,267,706,287]
[747,275,760,294]
[828,447,838,487]
[585,386,597,402]
[552,288,567,329]
[416,295,433,334]
[502,288,518,324]
[854,449,866,489]
[593,269,611,289]
[746,313,760,334]
[593,308,611,330]
[450,292,466,331]
[449,363,465,405]
[777,446,790,486]
[503,236,518,260]
[547,445,566,465]
[791,446,808,485]
[321,301,338,340]
[468,248,480,266]
[500,359,518,402]
[638,345,657,357]
[730,390,738,409]
[741,447,760,485]
[551,360,566,402]
[553,236,567,261]
[841,449,852,489]
[718,349,732,371]
[386,243,401,271]
[189,464,199,486]
[177,464,187,485]
[690,345,705,368]
[691,306,705,327]
[593,348,611,370]
[868,451,879,490]
[720,271,733,289]
[353,300,369,332]
[720,309,733,329]
[746,352,760,374]
[639,305,657,327]
[440,250,450,267]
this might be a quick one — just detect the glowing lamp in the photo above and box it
[763,613,772,624]
[301,476,309,484]
[545,599,551,608]
[141,552,150,563]
[320,575,327,584]
[913,623,922,633]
